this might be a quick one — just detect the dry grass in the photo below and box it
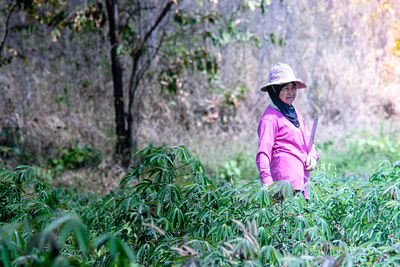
[52,159,126,194]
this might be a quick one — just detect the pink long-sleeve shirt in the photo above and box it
[256,105,319,198]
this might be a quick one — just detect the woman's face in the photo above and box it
[279,83,297,105]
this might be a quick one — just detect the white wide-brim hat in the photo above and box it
[260,63,307,92]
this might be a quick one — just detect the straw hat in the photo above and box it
[260,63,307,92]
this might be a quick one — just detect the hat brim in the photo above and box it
[260,80,307,92]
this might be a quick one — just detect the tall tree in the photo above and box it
[105,0,174,160]
[105,0,127,156]
[101,0,255,162]
[1,0,253,164]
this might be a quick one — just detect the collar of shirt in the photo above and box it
[270,102,279,111]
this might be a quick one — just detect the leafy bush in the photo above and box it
[1,145,400,266]
[0,126,30,165]
[217,151,258,183]
[318,129,400,175]
[48,144,101,172]
[218,159,241,181]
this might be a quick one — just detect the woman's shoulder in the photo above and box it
[263,105,286,117]
[259,105,281,123]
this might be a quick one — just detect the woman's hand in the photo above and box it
[305,156,317,171]
[262,183,271,190]
[262,178,273,190]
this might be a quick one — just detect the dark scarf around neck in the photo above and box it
[267,83,300,127]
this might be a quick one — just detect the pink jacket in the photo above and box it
[256,105,319,198]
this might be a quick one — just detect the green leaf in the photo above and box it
[72,220,89,254]
[116,45,123,56]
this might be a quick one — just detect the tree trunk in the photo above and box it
[127,53,141,158]
[105,0,128,156]
[105,0,173,163]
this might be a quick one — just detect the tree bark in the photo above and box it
[105,0,127,156]
[0,3,17,66]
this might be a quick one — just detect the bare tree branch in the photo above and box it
[136,30,167,85]
[120,5,156,30]
[136,0,174,54]
[125,0,175,158]
[128,0,174,94]
[0,3,17,65]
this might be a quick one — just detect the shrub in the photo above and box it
[48,144,102,172]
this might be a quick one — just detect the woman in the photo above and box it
[256,63,319,199]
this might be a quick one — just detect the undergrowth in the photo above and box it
[1,145,400,266]
[318,129,400,176]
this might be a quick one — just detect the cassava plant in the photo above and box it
[1,147,400,266]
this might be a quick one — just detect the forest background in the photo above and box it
[1,0,400,191]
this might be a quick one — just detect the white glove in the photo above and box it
[305,156,317,171]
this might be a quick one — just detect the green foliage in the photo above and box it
[48,144,101,172]
[218,160,241,181]
[1,0,104,66]
[0,126,29,164]
[157,2,260,96]
[217,151,257,183]
[2,145,400,265]
[318,129,400,175]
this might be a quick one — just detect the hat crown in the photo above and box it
[268,63,296,84]
[260,63,307,92]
